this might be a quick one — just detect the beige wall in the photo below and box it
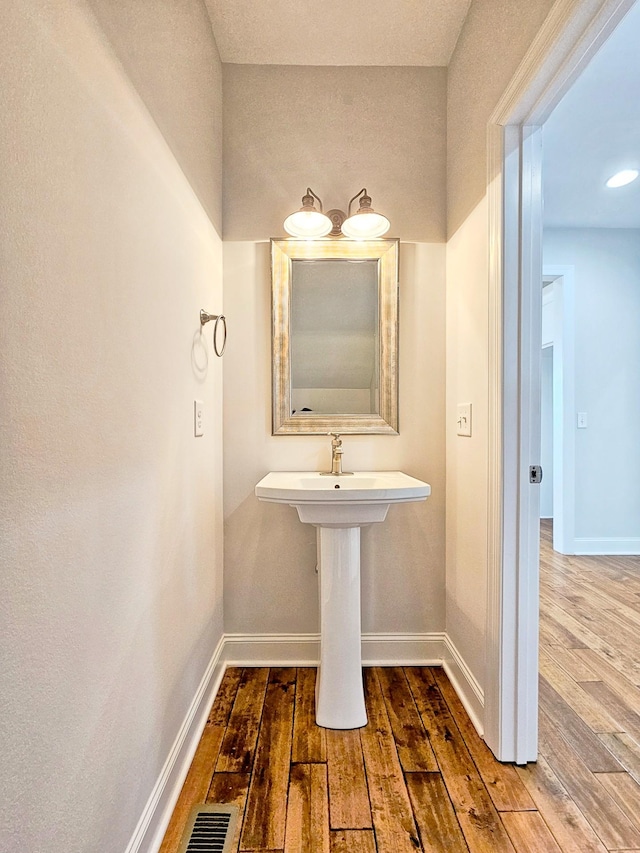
[447,0,555,236]
[445,0,554,693]
[222,65,447,242]
[222,64,447,638]
[445,198,490,686]
[223,241,446,636]
[89,0,223,233]
[0,1,223,851]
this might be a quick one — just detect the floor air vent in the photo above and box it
[177,804,239,853]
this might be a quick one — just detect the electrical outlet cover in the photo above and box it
[194,400,204,437]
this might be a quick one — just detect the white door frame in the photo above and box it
[484,0,636,763]
[544,266,577,554]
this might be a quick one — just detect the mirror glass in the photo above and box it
[291,259,379,415]
[271,238,398,434]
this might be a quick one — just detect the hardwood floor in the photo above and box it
[160,520,640,852]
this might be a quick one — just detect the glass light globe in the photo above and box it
[283,210,332,238]
[341,211,390,239]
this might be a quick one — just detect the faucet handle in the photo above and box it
[329,432,342,446]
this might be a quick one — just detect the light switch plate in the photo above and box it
[457,403,472,437]
[194,400,204,437]
[577,412,587,429]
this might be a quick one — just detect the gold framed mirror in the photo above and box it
[271,238,399,435]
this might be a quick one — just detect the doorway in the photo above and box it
[484,0,638,763]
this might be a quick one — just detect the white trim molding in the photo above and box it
[544,265,577,556]
[443,635,485,737]
[574,538,640,556]
[223,632,320,666]
[361,632,445,665]
[124,635,227,853]
[222,631,446,667]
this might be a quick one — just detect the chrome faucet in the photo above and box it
[321,433,354,476]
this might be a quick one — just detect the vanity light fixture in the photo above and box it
[341,189,391,239]
[283,187,390,238]
[283,188,333,238]
[606,169,639,188]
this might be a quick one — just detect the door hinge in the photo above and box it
[529,465,543,484]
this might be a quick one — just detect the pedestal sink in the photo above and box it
[255,471,430,729]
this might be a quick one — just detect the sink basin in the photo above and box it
[255,470,430,729]
[255,470,430,527]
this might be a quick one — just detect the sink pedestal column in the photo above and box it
[315,526,367,729]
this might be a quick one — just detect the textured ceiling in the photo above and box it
[543,2,640,229]
[204,0,471,66]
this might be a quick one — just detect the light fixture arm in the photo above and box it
[303,187,324,212]
[347,188,370,216]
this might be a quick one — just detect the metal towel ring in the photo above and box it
[200,309,227,357]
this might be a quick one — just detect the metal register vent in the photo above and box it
[176,804,239,853]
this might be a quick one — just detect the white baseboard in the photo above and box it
[573,537,640,556]
[223,632,320,665]
[124,634,226,853]
[362,632,445,664]
[128,631,482,853]
[222,631,446,667]
[443,634,485,737]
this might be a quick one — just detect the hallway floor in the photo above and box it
[160,523,640,852]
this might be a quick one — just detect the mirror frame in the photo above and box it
[271,237,399,435]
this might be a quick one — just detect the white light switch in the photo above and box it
[577,412,587,429]
[457,403,472,437]
[194,400,204,437]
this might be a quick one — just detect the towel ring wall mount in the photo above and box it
[200,309,227,357]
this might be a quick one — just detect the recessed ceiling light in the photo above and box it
[606,169,639,188]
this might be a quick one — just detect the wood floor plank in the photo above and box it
[541,646,600,682]
[538,710,640,849]
[598,732,640,786]
[376,665,438,772]
[329,830,376,853]
[583,573,640,611]
[552,596,640,668]
[433,668,535,812]
[538,676,623,772]
[207,666,243,727]
[284,763,330,853]
[539,621,566,650]
[206,772,251,853]
[360,668,420,852]
[405,667,516,853]
[292,667,326,764]
[594,772,640,834]
[515,755,608,853]
[581,679,640,743]
[240,668,296,851]
[405,772,469,852]
[159,724,226,853]
[500,812,562,853]
[539,610,588,650]
[539,651,621,732]
[216,667,269,773]
[326,729,371,830]
[542,598,640,683]
[575,649,640,716]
